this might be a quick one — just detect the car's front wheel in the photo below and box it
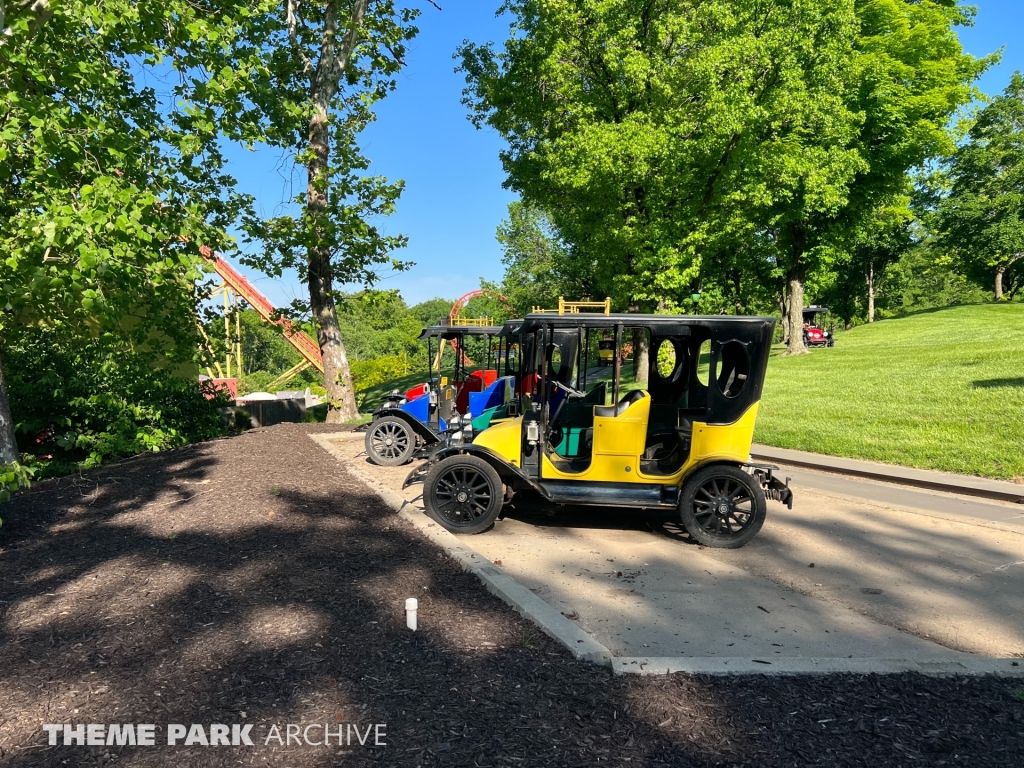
[679,464,766,548]
[424,455,504,534]
[365,416,416,466]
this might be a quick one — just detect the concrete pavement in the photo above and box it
[320,434,1024,668]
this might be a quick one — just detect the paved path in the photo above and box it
[330,438,1024,662]
[752,444,1024,503]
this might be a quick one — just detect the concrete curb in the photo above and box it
[751,444,1024,505]
[612,657,1024,677]
[309,433,613,667]
[311,432,1024,678]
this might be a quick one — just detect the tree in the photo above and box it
[336,291,423,361]
[494,202,604,315]
[183,2,419,422]
[1,1,247,465]
[768,0,988,352]
[460,0,987,358]
[938,72,1024,301]
[408,298,455,328]
[460,0,864,368]
[0,355,16,465]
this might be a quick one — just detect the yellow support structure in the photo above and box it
[268,360,312,391]
[532,297,611,315]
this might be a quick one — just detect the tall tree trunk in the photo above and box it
[867,260,875,323]
[0,353,19,465]
[632,328,649,385]
[784,261,808,356]
[997,254,1023,302]
[779,288,790,346]
[300,0,368,423]
[307,108,358,422]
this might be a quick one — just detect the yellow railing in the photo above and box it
[531,297,611,316]
[451,315,494,327]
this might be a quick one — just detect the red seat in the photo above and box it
[456,371,487,413]
[405,383,428,400]
[517,373,539,396]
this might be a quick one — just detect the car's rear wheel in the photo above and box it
[424,455,504,534]
[365,416,416,466]
[679,464,766,548]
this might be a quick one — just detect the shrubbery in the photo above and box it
[350,354,409,391]
[4,329,232,477]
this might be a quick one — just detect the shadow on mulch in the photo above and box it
[0,424,1021,767]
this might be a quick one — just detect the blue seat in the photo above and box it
[468,376,514,418]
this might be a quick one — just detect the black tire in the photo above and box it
[424,455,504,534]
[365,416,416,466]
[679,464,766,548]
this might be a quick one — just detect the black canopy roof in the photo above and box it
[417,322,505,341]
[520,312,774,335]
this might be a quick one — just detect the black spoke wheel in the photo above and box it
[365,416,416,466]
[424,455,504,534]
[679,464,766,548]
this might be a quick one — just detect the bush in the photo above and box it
[350,354,409,391]
[4,328,233,477]
[0,463,35,523]
[238,370,277,395]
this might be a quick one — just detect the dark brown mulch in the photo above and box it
[0,423,1021,767]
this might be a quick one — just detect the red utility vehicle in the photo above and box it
[802,306,835,348]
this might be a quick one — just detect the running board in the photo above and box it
[541,481,679,509]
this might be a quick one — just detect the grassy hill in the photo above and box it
[755,303,1024,481]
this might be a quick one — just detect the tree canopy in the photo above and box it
[460,0,989,353]
[938,71,1024,300]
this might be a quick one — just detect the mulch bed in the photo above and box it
[0,423,1021,767]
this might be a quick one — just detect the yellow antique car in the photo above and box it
[404,313,791,548]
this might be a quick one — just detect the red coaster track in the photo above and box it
[200,246,324,373]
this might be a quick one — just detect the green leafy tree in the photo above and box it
[0,0,248,466]
[818,201,914,328]
[237,309,305,375]
[494,201,606,315]
[180,1,420,422]
[938,72,1024,301]
[336,291,423,361]
[408,298,455,327]
[461,0,988,359]
[459,0,864,368]
[766,0,988,352]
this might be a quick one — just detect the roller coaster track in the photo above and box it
[200,246,324,374]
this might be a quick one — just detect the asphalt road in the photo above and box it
[769,463,1024,528]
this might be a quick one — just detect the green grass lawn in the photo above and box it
[755,303,1024,481]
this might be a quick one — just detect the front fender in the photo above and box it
[402,444,550,499]
[371,407,441,444]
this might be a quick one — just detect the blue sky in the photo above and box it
[225,0,1024,310]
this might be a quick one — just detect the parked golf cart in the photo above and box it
[404,313,792,548]
[597,338,615,366]
[802,306,835,348]
[364,322,515,466]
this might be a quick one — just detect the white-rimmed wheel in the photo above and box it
[424,455,504,534]
[679,464,766,548]
[365,416,416,466]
